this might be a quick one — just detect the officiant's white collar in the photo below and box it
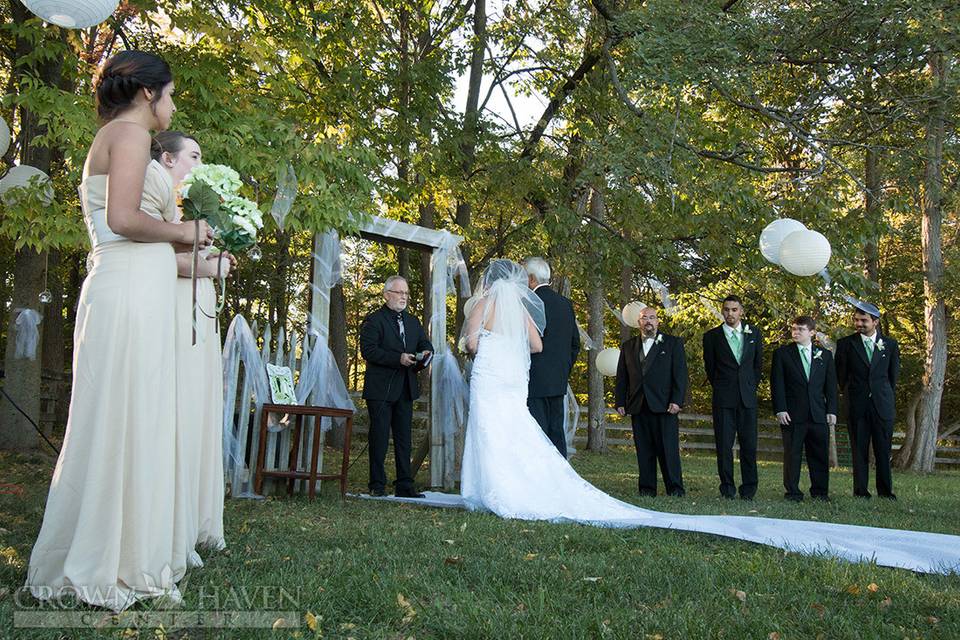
[533,283,549,291]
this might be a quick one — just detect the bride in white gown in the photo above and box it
[459,259,960,575]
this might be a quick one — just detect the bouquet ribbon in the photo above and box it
[190,220,229,345]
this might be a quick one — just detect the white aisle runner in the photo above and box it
[356,492,960,575]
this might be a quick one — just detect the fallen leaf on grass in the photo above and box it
[305,612,319,631]
[273,618,289,629]
[810,603,825,618]
[515,602,526,613]
[523,553,538,561]
[443,539,455,545]
[460,522,467,532]
[730,588,747,603]
[340,623,357,630]
[768,633,781,640]
[845,584,861,596]
[444,556,463,566]
[880,597,892,609]
[867,583,879,593]
[583,577,602,582]
[927,616,940,625]
[645,634,664,640]
[397,593,416,624]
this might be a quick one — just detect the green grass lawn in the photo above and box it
[1,446,958,639]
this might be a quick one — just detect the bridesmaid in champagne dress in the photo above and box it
[25,51,213,611]
[152,131,229,566]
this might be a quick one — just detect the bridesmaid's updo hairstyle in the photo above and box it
[94,50,173,122]
[151,131,197,162]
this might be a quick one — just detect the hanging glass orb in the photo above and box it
[247,245,262,262]
[39,289,53,304]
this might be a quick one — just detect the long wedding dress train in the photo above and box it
[461,330,960,575]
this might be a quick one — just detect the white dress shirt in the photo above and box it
[642,336,655,356]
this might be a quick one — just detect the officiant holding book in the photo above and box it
[359,275,433,498]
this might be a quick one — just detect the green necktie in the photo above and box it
[864,339,874,361]
[729,330,742,364]
[800,345,811,379]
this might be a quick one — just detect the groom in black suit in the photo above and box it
[524,257,580,458]
[770,316,838,501]
[835,302,900,499]
[615,307,689,497]
[703,295,763,500]
[359,275,433,497]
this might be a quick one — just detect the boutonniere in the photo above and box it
[743,324,753,335]
[655,334,664,345]
[876,339,885,352]
[813,349,823,361]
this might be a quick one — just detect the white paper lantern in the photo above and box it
[621,301,648,328]
[779,229,832,277]
[21,0,120,29]
[0,116,9,157]
[759,218,806,265]
[0,165,54,205]
[596,347,621,377]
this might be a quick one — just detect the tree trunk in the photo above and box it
[0,5,62,451]
[911,51,948,473]
[326,282,349,449]
[586,188,607,453]
[269,230,291,346]
[894,389,923,468]
[452,0,486,337]
[863,146,881,283]
[0,249,46,450]
[619,264,632,344]
[397,247,409,281]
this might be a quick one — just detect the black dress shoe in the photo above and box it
[395,488,425,498]
[811,494,831,502]
[785,494,803,502]
[879,493,897,500]
[369,488,386,497]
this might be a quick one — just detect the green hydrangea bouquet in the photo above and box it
[179,163,264,253]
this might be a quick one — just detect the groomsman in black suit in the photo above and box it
[702,295,763,500]
[770,316,838,501]
[615,307,689,497]
[835,301,900,499]
[525,257,581,458]
[359,275,433,498]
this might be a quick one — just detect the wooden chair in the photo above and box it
[254,403,354,498]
